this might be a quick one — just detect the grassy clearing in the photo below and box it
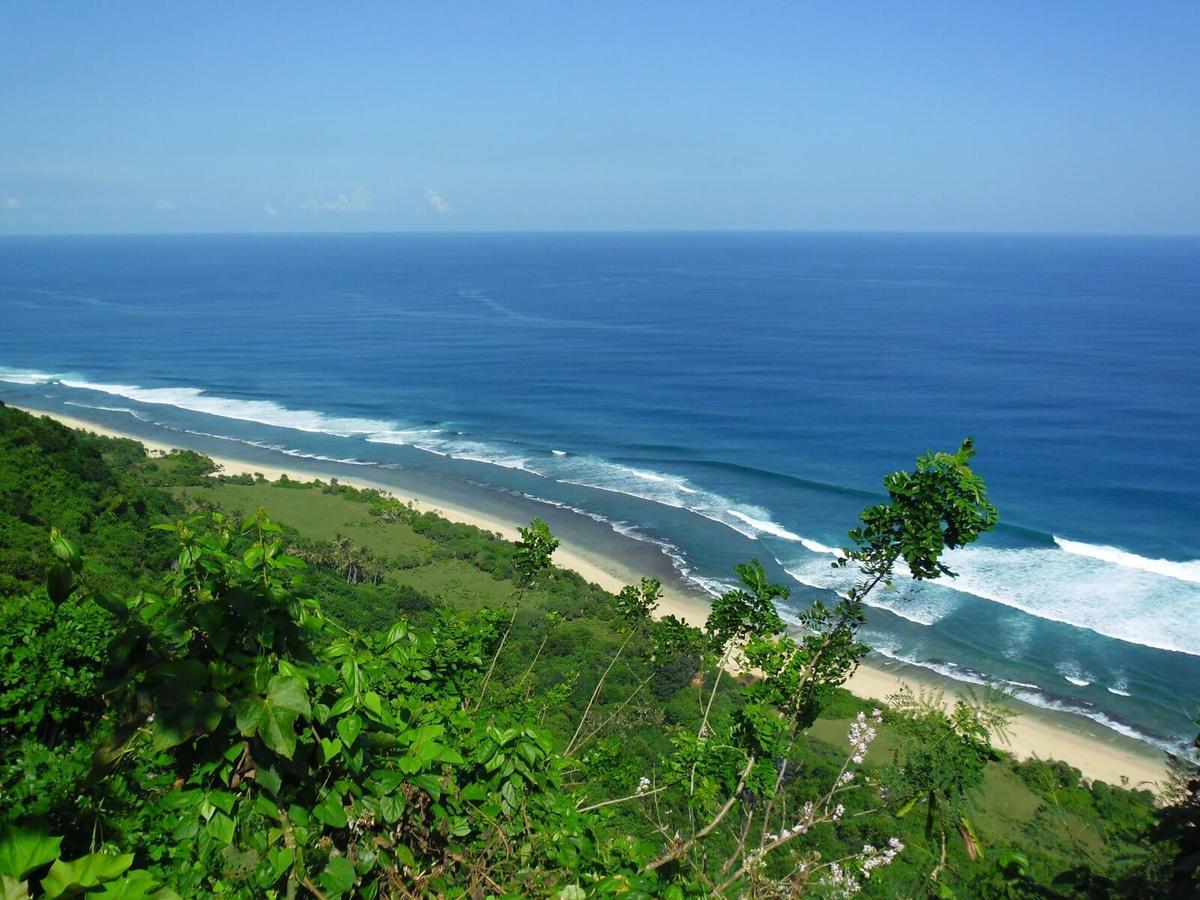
[176,479,579,613]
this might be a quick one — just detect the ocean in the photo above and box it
[2,231,1198,755]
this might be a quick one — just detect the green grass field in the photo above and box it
[176,479,578,612]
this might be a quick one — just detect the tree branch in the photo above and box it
[644,753,756,872]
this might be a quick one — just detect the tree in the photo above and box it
[886,685,1013,885]
[1158,712,1200,897]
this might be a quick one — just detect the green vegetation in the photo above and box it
[0,402,1186,897]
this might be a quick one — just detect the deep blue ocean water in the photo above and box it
[2,232,1198,753]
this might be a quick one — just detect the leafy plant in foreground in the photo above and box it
[0,438,1025,896]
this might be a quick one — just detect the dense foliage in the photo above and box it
[0,405,181,595]
[0,404,1183,897]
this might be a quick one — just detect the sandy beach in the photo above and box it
[15,404,1172,789]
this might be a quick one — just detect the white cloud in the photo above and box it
[154,199,176,211]
[303,186,373,212]
[2,197,21,210]
[263,204,280,217]
[425,189,453,215]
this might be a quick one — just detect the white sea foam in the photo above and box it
[779,533,1200,656]
[938,544,1200,656]
[1004,679,1042,691]
[0,366,60,385]
[60,380,394,436]
[726,510,804,541]
[868,641,1191,757]
[1106,676,1132,698]
[1054,536,1200,585]
[153,425,379,468]
[367,430,535,472]
[800,538,841,555]
[552,456,790,544]
[868,640,991,687]
[63,401,151,421]
[1056,663,1095,688]
[551,449,567,456]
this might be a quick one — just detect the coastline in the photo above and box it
[13,404,1171,789]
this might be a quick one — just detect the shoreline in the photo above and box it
[12,403,1171,789]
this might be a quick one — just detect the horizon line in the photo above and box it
[1,226,1198,240]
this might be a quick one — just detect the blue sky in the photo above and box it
[2,2,1197,234]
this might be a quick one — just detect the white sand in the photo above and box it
[17,405,1171,788]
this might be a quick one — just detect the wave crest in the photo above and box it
[1055,536,1200,585]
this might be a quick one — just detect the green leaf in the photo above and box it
[234,698,266,738]
[362,691,382,717]
[328,695,355,717]
[253,795,281,820]
[255,766,282,796]
[378,795,405,824]
[0,874,29,900]
[153,692,228,751]
[205,812,236,845]
[49,529,82,570]
[501,780,517,810]
[409,775,442,802]
[0,827,62,881]
[260,847,294,888]
[313,792,349,829]
[46,562,74,604]
[41,853,133,898]
[336,715,362,748]
[206,791,236,814]
[90,869,164,898]
[235,676,311,759]
[276,660,308,684]
[393,843,415,869]
[319,857,356,896]
[319,737,343,764]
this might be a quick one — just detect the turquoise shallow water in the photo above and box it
[2,231,1198,753]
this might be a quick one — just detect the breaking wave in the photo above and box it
[779,539,1200,656]
[1055,536,1200,585]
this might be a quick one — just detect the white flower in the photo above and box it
[636,776,651,795]
[860,837,904,874]
[839,771,855,784]
[847,716,877,765]
[832,803,845,820]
